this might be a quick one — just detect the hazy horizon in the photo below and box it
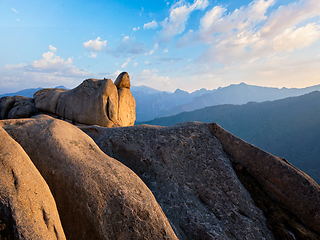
[1,0,320,94]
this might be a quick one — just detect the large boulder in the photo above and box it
[1,115,177,240]
[34,79,119,127]
[81,122,320,240]
[0,127,66,240]
[118,88,136,126]
[115,72,136,126]
[33,72,136,127]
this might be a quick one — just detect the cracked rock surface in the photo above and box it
[81,122,274,240]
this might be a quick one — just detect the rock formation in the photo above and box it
[33,72,136,127]
[115,72,136,126]
[0,96,39,120]
[0,72,136,127]
[0,127,66,240]
[1,83,320,239]
[0,115,177,240]
[81,122,320,240]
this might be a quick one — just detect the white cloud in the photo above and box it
[134,62,138,67]
[49,45,57,52]
[133,70,175,91]
[193,0,320,69]
[198,0,275,43]
[160,0,209,42]
[11,8,19,13]
[164,49,169,53]
[261,0,320,38]
[4,63,27,70]
[121,58,131,68]
[273,23,320,52]
[0,46,91,92]
[32,47,73,70]
[88,52,97,58]
[149,43,159,55]
[83,37,107,51]
[200,6,225,31]
[144,20,158,29]
[145,61,150,65]
[109,35,147,57]
[133,27,140,31]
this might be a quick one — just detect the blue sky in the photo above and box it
[0,0,320,94]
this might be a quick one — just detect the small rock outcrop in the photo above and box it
[33,72,136,127]
[1,115,177,240]
[0,127,66,240]
[115,72,135,126]
[0,96,39,120]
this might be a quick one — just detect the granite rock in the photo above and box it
[0,127,66,240]
[1,115,177,240]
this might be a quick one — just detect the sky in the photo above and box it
[0,0,320,94]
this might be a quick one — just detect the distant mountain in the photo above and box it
[131,86,211,121]
[161,82,320,118]
[139,91,320,185]
[0,87,43,98]
[131,83,320,121]
[4,83,320,122]
[0,86,68,98]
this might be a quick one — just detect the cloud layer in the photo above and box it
[1,46,90,92]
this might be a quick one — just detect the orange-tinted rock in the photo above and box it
[118,88,136,126]
[114,72,130,89]
[1,115,177,240]
[0,127,66,240]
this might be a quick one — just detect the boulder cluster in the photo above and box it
[0,72,136,127]
[1,72,320,240]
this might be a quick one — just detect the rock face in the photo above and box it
[210,123,320,237]
[81,122,320,240]
[1,115,177,240]
[33,72,136,127]
[81,123,273,240]
[114,72,131,89]
[0,96,39,120]
[0,127,66,240]
[118,88,136,126]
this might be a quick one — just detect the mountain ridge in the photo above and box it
[3,83,320,122]
[138,91,320,184]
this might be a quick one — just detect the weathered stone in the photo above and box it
[0,96,15,119]
[210,123,320,235]
[0,127,66,240]
[0,96,39,120]
[7,96,39,119]
[114,72,130,89]
[34,79,120,127]
[118,88,136,126]
[1,115,178,240]
[33,88,68,114]
[81,122,275,240]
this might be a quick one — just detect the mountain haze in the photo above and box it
[3,83,320,122]
[139,91,320,184]
[131,83,320,121]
